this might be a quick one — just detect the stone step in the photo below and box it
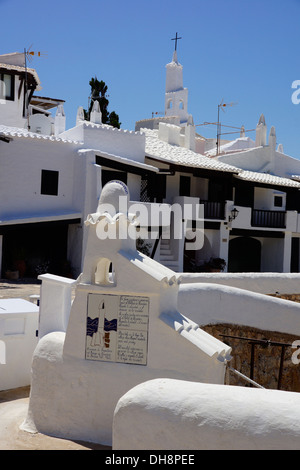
[160,249,172,255]
[161,262,179,272]
[160,255,175,261]
[162,260,178,267]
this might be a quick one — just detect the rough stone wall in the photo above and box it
[269,293,300,303]
[203,323,300,392]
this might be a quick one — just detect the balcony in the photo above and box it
[200,200,226,220]
[251,209,286,229]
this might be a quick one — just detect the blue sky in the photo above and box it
[2,0,300,158]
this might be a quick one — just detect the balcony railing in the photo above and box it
[200,200,226,220]
[251,209,286,229]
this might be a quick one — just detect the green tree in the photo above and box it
[84,76,121,128]
[108,111,121,128]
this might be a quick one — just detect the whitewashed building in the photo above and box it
[135,50,300,274]
[0,52,158,278]
[1,49,300,276]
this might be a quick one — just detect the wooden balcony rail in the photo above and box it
[200,200,226,220]
[251,209,286,228]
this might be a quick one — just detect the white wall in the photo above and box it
[0,299,39,390]
[178,282,300,335]
[178,272,300,294]
[254,187,286,211]
[218,145,300,180]
[273,151,300,178]
[218,146,272,173]
[24,193,230,446]
[113,378,300,450]
[0,137,80,220]
[61,122,146,163]
[260,237,284,271]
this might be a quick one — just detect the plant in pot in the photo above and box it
[205,257,226,272]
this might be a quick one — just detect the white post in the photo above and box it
[38,274,77,338]
[219,222,229,272]
[283,231,292,273]
[54,104,66,135]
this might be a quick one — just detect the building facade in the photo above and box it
[1,50,300,277]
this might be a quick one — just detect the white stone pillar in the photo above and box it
[219,223,229,272]
[38,274,77,339]
[283,231,292,273]
[54,104,66,135]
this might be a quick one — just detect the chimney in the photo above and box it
[269,126,276,150]
[90,100,102,125]
[54,104,66,135]
[76,106,85,126]
[255,113,267,146]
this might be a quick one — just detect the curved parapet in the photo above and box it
[178,282,300,335]
[113,378,300,450]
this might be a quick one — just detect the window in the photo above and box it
[0,73,14,101]
[180,175,191,197]
[274,195,283,208]
[41,169,59,196]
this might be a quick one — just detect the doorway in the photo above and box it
[228,237,261,272]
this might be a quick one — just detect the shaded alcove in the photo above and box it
[228,237,261,272]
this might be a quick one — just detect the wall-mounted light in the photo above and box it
[229,207,239,222]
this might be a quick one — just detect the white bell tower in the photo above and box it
[165,33,190,126]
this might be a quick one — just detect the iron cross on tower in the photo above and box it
[171,32,182,51]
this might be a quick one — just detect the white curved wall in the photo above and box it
[113,378,300,450]
[178,282,300,335]
[178,272,300,295]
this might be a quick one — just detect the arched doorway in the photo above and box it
[228,237,261,272]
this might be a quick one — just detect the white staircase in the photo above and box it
[159,238,180,272]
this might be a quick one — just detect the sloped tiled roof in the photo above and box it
[0,62,41,90]
[0,125,81,144]
[143,128,300,188]
[236,170,300,188]
[143,128,239,173]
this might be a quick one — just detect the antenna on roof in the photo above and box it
[24,45,47,130]
[152,111,164,118]
[25,45,48,62]
[216,99,237,155]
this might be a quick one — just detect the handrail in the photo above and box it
[226,365,265,389]
[150,226,162,259]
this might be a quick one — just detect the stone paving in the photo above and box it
[0,278,41,301]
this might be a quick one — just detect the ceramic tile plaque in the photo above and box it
[86,293,149,365]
